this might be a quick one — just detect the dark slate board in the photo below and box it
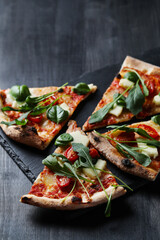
[1,48,160,191]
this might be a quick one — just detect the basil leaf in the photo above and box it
[108,124,153,140]
[10,85,31,102]
[55,133,73,146]
[124,71,139,83]
[47,105,69,123]
[116,143,151,167]
[73,82,90,95]
[151,115,160,125]
[126,81,145,115]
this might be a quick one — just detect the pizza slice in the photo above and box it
[83,56,160,131]
[88,115,160,181]
[0,82,96,150]
[21,120,126,214]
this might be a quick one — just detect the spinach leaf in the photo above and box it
[125,81,145,115]
[151,115,160,125]
[10,85,31,102]
[47,105,69,123]
[124,71,139,83]
[73,82,90,95]
[124,68,149,97]
[55,133,73,146]
[113,93,126,107]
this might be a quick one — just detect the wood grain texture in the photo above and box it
[1,0,160,239]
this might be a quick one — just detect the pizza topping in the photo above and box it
[153,94,160,105]
[10,85,31,102]
[59,102,70,113]
[89,148,100,159]
[28,114,43,124]
[151,115,160,125]
[70,131,89,147]
[47,105,69,124]
[137,124,159,139]
[73,82,90,95]
[56,175,73,190]
[64,146,79,162]
[137,141,158,159]
[109,103,123,117]
[119,78,134,89]
[123,71,139,83]
[55,133,73,146]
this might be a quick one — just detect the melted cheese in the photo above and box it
[109,103,123,117]
[153,95,160,105]
[119,78,134,89]
[70,131,89,146]
[137,140,158,159]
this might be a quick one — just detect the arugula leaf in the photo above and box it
[113,93,126,107]
[73,82,90,95]
[1,111,31,126]
[151,115,160,125]
[107,124,153,140]
[125,81,145,115]
[136,138,160,148]
[116,143,151,167]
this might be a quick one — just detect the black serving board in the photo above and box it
[1,48,160,190]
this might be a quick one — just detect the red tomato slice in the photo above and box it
[56,176,72,190]
[145,80,155,96]
[28,115,43,123]
[137,124,159,139]
[89,148,100,159]
[115,132,135,143]
[64,146,79,163]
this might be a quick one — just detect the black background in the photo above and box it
[1,0,160,239]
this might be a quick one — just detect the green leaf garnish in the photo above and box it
[151,115,160,125]
[107,124,153,140]
[47,105,69,123]
[10,85,31,102]
[55,133,73,146]
[73,82,90,95]
[123,71,139,83]
[89,86,131,124]
[125,81,145,115]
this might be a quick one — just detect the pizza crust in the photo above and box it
[88,131,159,181]
[121,56,160,75]
[20,185,126,210]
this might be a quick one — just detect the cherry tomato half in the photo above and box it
[64,146,79,163]
[56,176,72,190]
[28,115,43,124]
[114,132,136,147]
[145,80,155,96]
[137,124,159,139]
[89,148,100,159]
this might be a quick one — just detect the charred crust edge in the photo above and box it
[93,136,100,142]
[71,196,82,203]
[116,73,121,79]
[122,158,135,168]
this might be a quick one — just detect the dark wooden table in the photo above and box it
[1,0,160,239]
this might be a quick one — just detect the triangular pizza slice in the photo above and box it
[83,56,160,131]
[88,116,160,181]
[0,82,96,149]
[21,120,126,213]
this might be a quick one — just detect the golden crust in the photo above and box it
[88,130,159,181]
[20,186,126,210]
[121,56,160,75]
